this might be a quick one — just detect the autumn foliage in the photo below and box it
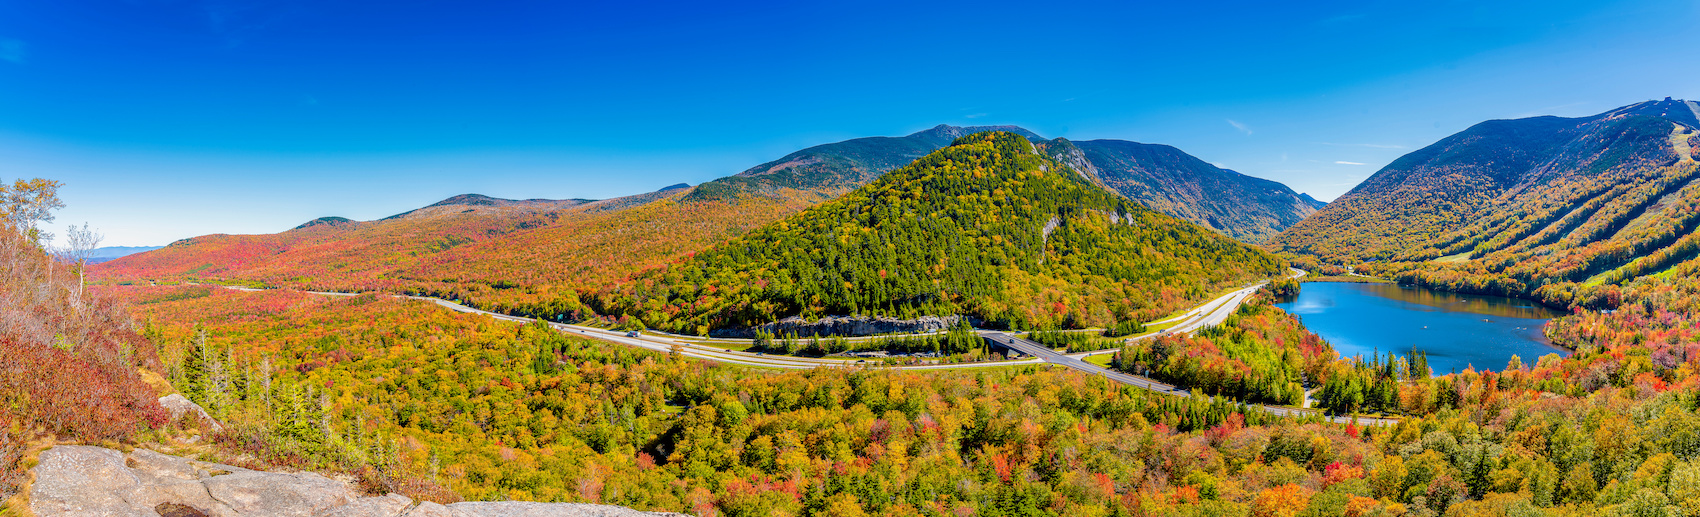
[0,226,166,500]
[595,132,1286,335]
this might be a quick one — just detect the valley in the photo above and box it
[14,101,1700,516]
[14,2,1700,515]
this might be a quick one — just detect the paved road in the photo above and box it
[984,332,1188,395]
[196,268,1399,424]
[985,331,1395,425]
[419,295,1047,371]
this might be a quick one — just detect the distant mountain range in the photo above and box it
[83,246,163,264]
[688,124,1321,242]
[1272,98,1700,306]
[96,123,1315,320]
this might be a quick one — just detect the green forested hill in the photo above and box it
[594,132,1287,334]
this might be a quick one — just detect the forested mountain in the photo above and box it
[684,124,1043,201]
[98,125,1312,321]
[1055,139,1324,243]
[692,124,1323,242]
[593,132,1287,334]
[383,193,595,220]
[1269,99,1700,392]
[1273,98,1700,266]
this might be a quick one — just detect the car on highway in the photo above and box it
[625,331,640,337]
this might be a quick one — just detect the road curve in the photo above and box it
[191,268,1398,424]
[983,331,1394,426]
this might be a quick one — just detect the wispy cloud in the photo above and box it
[1335,161,1367,165]
[1226,119,1252,135]
[0,39,26,64]
[1319,142,1406,149]
[965,113,988,119]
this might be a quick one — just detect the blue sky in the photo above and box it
[3,0,1698,246]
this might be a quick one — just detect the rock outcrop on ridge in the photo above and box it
[710,314,968,338]
[29,445,689,517]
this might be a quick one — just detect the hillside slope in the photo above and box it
[1271,99,1700,308]
[98,125,1311,319]
[1274,98,1699,263]
[0,226,167,501]
[594,132,1287,334]
[1056,139,1324,243]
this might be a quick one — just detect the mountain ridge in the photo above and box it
[99,124,1311,320]
[595,131,1287,334]
[1272,98,1700,313]
[1274,98,1697,264]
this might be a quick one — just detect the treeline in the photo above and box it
[591,132,1285,336]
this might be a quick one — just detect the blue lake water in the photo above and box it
[1273,282,1568,376]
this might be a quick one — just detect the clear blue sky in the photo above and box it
[3,0,1697,246]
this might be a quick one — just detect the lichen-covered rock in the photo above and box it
[28,446,691,517]
[402,502,457,517]
[201,470,357,516]
[318,493,413,517]
[29,446,144,516]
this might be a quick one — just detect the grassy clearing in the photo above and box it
[1084,355,1114,367]
[1431,252,1472,263]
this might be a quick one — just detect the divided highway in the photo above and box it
[985,331,1394,425]
[205,267,1398,424]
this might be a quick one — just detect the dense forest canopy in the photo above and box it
[592,132,1287,335]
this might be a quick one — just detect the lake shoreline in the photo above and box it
[1276,282,1569,376]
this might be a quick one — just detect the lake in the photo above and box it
[1273,282,1568,376]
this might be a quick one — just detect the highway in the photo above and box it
[983,331,1394,425]
[199,267,1399,424]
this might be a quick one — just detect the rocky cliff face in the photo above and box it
[711,314,967,338]
[29,445,688,517]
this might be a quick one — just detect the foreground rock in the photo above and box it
[30,446,689,517]
[712,314,968,338]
